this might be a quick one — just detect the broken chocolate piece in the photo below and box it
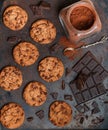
[29,5,42,15]
[61,80,65,90]
[35,110,44,119]
[27,117,33,122]
[49,43,61,53]
[91,107,100,114]
[50,92,58,100]
[80,117,84,124]
[92,101,98,108]
[64,95,73,101]
[7,36,20,43]
[39,1,51,10]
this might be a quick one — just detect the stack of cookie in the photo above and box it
[0,4,73,129]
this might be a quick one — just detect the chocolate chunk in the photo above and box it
[73,62,84,73]
[80,117,84,124]
[27,117,33,122]
[104,101,108,104]
[65,67,72,76]
[7,36,20,43]
[90,87,99,97]
[97,84,106,94]
[64,95,73,101]
[92,101,98,108]
[91,107,100,114]
[39,1,51,10]
[35,110,44,119]
[50,92,58,100]
[61,80,65,90]
[75,105,85,113]
[49,43,61,53]
[29,5,42,15]
[86,76,95,88]
[83,104,90,112]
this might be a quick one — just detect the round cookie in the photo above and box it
[49,101,72,127]
[0,103,25,129]
[13,42,39,66]
[38,57,64,82]
[30,19,56,44]
[3,6,28,31]
[23,81,47,106]
[0,66,22,91]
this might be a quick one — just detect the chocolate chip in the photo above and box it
[49,43,61,53]
[65,67,72,76]
[64,95,73,101]
[80,117,84,124]
[39,1,51,10]
[50,92,58,100]
[61,80,65,90]
[27,117,33,122]
[91,107,100,114]
[7,36,20,43]
[29,5,42,15]
[35,110,44,119]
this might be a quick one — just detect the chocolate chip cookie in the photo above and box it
[23,81,47,106]
[38,57,64,82]
[0,66,23,91]
[49,101,72,127]
[0,103,25,129]
[13,42,39,66]
[3,6,28,30]
[30,19,56,44]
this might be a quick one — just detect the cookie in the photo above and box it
[0,103,25,129]
[49,101,72,127]
[38,57,64,82]
[3,6,28,31]
[13,42,39,66]
[0,66,22,91]
[30,19,56,44]
[23,81,47,106]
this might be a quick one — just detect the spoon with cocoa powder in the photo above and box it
[64,36,108,54]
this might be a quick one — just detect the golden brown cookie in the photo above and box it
[3,6,28,31]
[0,103,25,129]
[38,57,64,82]
[49,101,72,127]
[23,81,47,106]
[13,42,39,66]
[30,19,56,44]
[0,66,23,91]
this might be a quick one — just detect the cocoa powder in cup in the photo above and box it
[70,6,95,30]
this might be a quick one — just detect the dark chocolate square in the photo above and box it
[100,71,108,81]
[81,53,92,65]
[97,84,106,94]
[86,76,95,88]
[73,62,84,73]
[93,65,104,74]
[82,67,90,75]
[90,87,99,97]
[93,73,102,84]
[70,82,79,94]
[75,93,84,104]
[82,90,91,101]
[87,60,98,70]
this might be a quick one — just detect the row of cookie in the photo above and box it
[3,6,56,44]
[0,101,72,129]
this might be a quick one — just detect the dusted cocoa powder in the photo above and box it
[70,6,95,30]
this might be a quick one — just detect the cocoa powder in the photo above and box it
[70,6,95,30]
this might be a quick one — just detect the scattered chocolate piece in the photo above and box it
[92,101,98,108]
[27,117,33,122]
[64,95,73,101]
[61,80,65,90]
[65,67,72,76]
[91,107,100,114]
[29,5,42,15]
[70,52,107,105]
[80,117,84,124]
[49,43,61,53]
[75,105,85,113]
[50,92,58,100]
[104,101,108,104]
[7,36,20,43]
[92,117,104,124]
[83,104,90,112]
[35,110,44,119]
[39,1,51,10]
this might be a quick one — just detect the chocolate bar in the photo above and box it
[70,52,107,105]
